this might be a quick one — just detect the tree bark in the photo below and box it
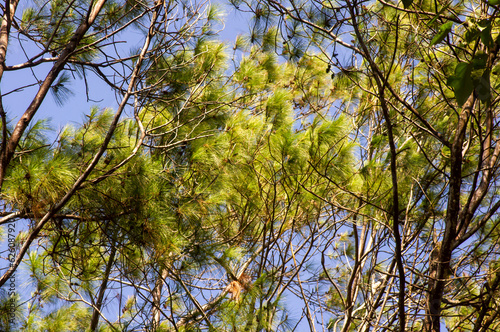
[90,245,117,331]
[424,95,475,332]
[151,268,169,331]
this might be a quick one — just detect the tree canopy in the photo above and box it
[1,0,500,331]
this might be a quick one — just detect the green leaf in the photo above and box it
[470,52,491,102]
[474,69,491,102]
[447,62,473,106]
[402,0,413,8]
[481,25,494,48]
[472,52,488,69]
[487,0,500,5]
[430,22,453,46]
[464,25,481,44]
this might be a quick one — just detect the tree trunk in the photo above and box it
[151,268,169,331]
[90,245,116,331]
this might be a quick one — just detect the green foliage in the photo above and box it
[430,21,453,46]
[0,291,23,332]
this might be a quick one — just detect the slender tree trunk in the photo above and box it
[151,268,169,331]
[0,0,20,75]
[90,245,117,331]
[0,0,20,185]
[424,95,474,332]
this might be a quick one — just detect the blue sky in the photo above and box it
[2,0,251,134]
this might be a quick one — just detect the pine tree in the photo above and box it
[231,0,500,331]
